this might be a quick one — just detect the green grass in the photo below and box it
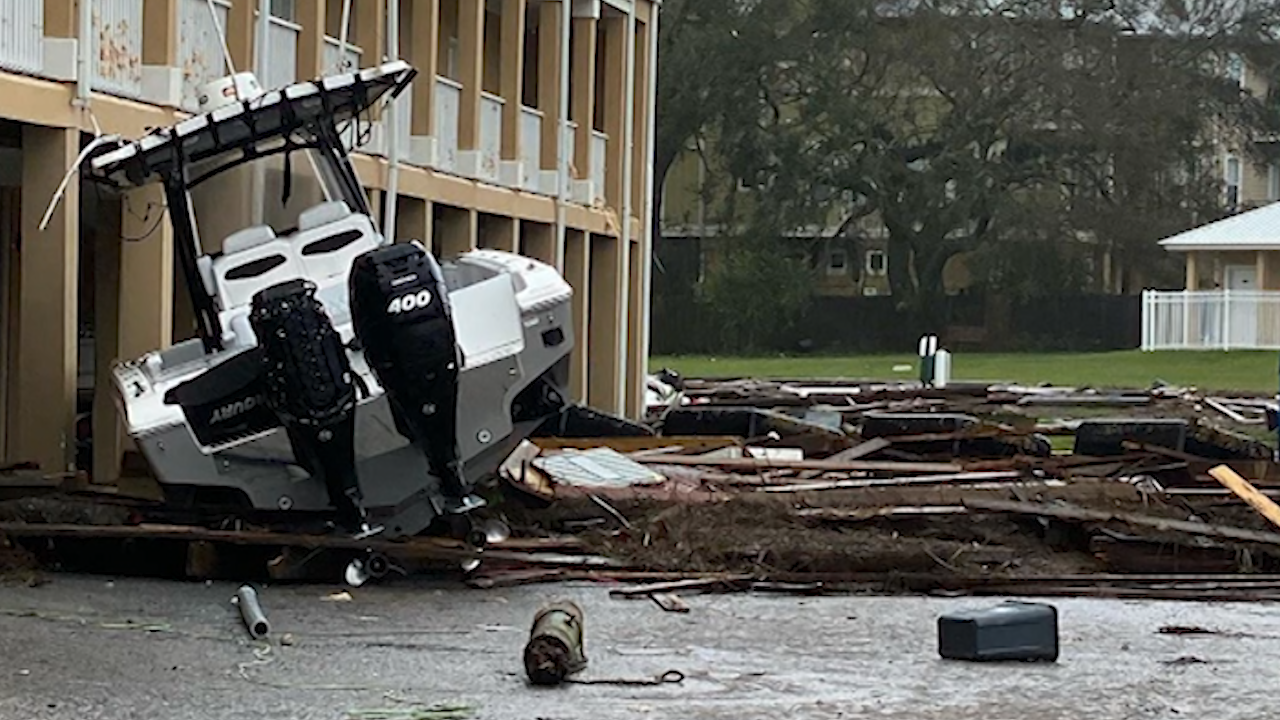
[651,350,1280,394]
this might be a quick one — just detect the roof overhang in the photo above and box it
[85,61,417,189]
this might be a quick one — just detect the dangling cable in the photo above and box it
[37,134,122,232]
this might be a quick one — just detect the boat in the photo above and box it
[83,60,575,544]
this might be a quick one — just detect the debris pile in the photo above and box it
[478,377,1280,600]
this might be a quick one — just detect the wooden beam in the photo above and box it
[408,0,440,136]
[142,0,180,65]
[500,0,527,160]
[569,16,597,178]
[457,0,485,150]
[965,497,1280,546]
[296,0,327,80]
[538,1,565,171]
[1209,464,1280,532]
[564,229,589,402]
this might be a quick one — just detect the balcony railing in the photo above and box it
[323,36,361,75]
[0,0,43,75]
[179,0,232,111]
[92,0,145,99]
[590,129,607,205]
[519,106,542,192]
[476,91,504,180]
[434,75,462,172]
[1141,290,1280,350]
[261,16,299,90]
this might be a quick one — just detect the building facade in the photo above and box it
[0,0,659,482]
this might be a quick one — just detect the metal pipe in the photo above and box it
[383,0,402,245]
[236,584,271,640]
[637,4,660,405]
[614,8,638,409]
[523,600,587,685]
[76,0,94,100]
[554,0,572,270]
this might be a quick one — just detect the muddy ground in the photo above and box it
[0,573,1275,720]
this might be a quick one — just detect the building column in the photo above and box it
[1257,251,1267,291]
[437,206,477,259]
[480,215,520,253]
[521,222,558,268]
[587,234,622,412]
[601,13,629,207]
[16,126,79,474]
[500,0,527,164]
[457,0,485,154]
[538,1,565,175]
[141,0,181,104]
[355,0,386,66]
[624,239,645,418]
[564,229,589,401]
[297,0,327,79]
[407,0,440,161]
[1185,252,1198,291]
[95,186,174,484]
[569,8,598,180]
[227,0,256,73]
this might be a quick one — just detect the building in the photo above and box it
[0,0,660,483]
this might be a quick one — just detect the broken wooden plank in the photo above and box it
[1208,464,1280,532]
[824,438,892,462]
[796,506,969,521]
[532,436,742,454]
[759,471,1023,493]
[1204,398,1255,425]
[634,456,961,473]
[650,593,691,613]
[608,575,754,598]
[963,498,1280,546]
[0,522,619,568]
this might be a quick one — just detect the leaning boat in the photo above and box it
[84,60,574,541]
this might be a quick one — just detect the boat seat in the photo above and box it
[212,226,304,310]
[293,207,380,283]
[298,200,354,232]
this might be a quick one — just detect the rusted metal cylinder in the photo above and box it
[523,600,588,685]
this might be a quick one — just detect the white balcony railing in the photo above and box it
[0,0,44,75]
[434,76,462,172]
[590,129,607,205]
[1141,290,1280,350]
[92,0,145,99]
[477,91,504,180]
[519,106,542,191]
[261,16,299,90]
[323,37,361,75]
[179,0,232,111]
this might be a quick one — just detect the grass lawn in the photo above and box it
[651,350,1280,394]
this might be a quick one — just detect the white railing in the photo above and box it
[1141,290,1280,350]
[179,0,232,111]
[261,16,299,90]
[92,0,145,99]
[519,106,542,191]
[434,76,462,172]
[590,129,608,204]
[477,91,504,180]
[323,36,361,75]
[0,0,43,75]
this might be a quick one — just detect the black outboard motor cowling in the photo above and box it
[248,279,368,531]
[349,244,473,511]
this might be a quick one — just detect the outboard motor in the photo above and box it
[249,279,374,535]
[349,243,483,515]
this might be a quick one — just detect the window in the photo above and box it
[1225,154,1242,210]
[866,249,887,276]
[1269,164,1280,202]
[827,249,848,276]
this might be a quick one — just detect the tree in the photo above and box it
[706,0,1280,326]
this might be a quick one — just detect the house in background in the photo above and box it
[1143,202,1280,350]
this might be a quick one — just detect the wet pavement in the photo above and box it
[0,573,1275,719]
